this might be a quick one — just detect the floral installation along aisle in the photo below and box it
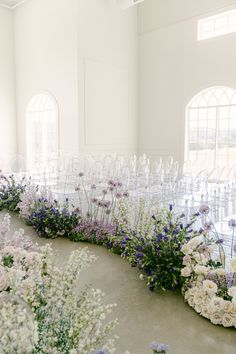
[0,213,168,354]
[0,172,236,338]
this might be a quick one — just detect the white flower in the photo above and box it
[210,313,222,325]
[193,253,208,265]
[181,244,193,255]
[188,236,202,250]
[215,268,226,276]
[193,290,206,305]
[209,297,225,313]
[222,313,235,327]
[194,265,208,276]
[203,280,218,296]
[139,274,144,280]
[230,258,236,273]
[181,266,192,277]
[223,301,233,313]
[228,286,236,298]
[183,255,191,266]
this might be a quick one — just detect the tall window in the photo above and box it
[26,93,59,170]
[185,86,236,174]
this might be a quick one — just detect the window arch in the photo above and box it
[26,93,59,170]
[185,86,236,174]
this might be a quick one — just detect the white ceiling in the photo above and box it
[0,0,27,9]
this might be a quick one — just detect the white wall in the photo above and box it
[138,0,236,164]
[14,0,79,158]
[77,0,138,155]
[0,7,16,171]
[14,0,138,159]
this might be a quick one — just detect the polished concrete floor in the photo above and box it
[4,212,236,354]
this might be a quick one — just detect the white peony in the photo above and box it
[203,280,218,296]
[228,286,236,298]
[181,266,192,277]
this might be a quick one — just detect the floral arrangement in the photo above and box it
[18,186,80,239]
[181,221,236,328]
[0,213,118,353]
[0,174,28,212]
[115,201,200,291]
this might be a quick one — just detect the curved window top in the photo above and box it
[189,86,236,108]
[27,93,58,112]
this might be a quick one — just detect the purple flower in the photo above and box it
[102,189,108,195]
[149,341,169,353]
[117,182,123,187]
[91,184,96,190]
[123,191,129,198]
[92,198,98,203]
[93,350,107,354]
[199,204,210,215]
[115,192,122,199]
[203,221,212,232]
[78,172,84,177]
[228,218,236,229]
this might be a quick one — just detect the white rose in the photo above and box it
[193,253,208,265]
[228,286,236,298]
[181,266,191,277]
[188,297,195,307]
[209,296,225,312]
[230,258,236,273]
[203,280,218,296]
[222,313,235,327]
[193,290,206,305]
[223,301,233,313]
[210,313,222,325]
[188,236,202,249]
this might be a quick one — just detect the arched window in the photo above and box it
[26,93,59,170]
[185,86,236,174]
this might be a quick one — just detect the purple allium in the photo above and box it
[123,191,129,198]
[75,186,80,191]
[78,172,84,177]
[115,192,122,199]
[117,182,123,187]
[102,189,108,195]
[92,198,98,203]
[108,180,114,186]
[91,184,96,190]
[228,218,236,229]
[199,204,210,215]
[109,186,114,192]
